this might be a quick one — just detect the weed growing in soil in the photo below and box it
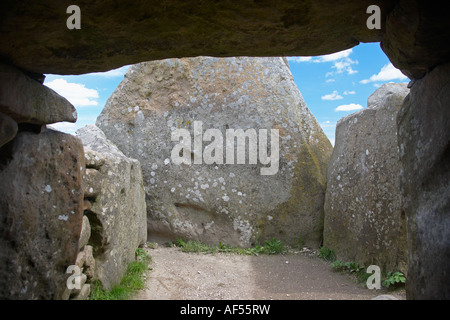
[383,271,406,289]
[171,238,287,255]
[318,246,336,262]
[331,260,370,283]
[90,247,151,300]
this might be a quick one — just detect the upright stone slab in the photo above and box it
[76,125,147,290]
[97,56,332,248]
[324,83,409,273]
[397,63,450,299]
[0,129,84,299]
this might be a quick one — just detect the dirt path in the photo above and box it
[134,246,405,300]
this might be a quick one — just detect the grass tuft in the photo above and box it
[89,247,150,300]
[170,238,287,255]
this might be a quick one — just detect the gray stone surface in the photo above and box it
[0,1,390,75]
[0,129,84,299]
[0,63,77,124]
[76,124,147,290]
[0,112,18,147]
[78,215,91,251]
[397,62,450,299]
[324,83,409,273]
[97,56,332,248]
[381,0,450,79]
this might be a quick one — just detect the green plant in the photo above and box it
[174,238,186,248]
[318,246,336,262]
[346,261,364,273]
[218,242,233,253]
[331,259,345,271]
[260,238,286,255]
[90,247,150,300]
[147,242,158,249]
[297,235,303,250]
[331,260,368,284]
[331,260,363,273]
[174,239,217,253]
[171,238,287,256]
[383,271,406,289]
[135,247,147,261]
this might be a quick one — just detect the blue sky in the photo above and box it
[44,42,409,145]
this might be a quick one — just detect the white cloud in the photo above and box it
[47,122,78,135]
[45,79,99,107]
[288,49,358,76]
[343,90,356,95]
[85,65,130,78]
[335,103,364,112]
[288,48,353,64]
[287,56,312,63]
[360,63,408,84]
[321,90,343,101]
[315,49,352,62]
[320,120,336,128]
[332,59,358,75]
[48,113,98,135]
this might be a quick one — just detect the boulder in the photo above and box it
[97,56,332,248]
[76,124,147,290]
[397,62,450,299]
[381,0,450,79]
[323,83,409,273]
[0,62,77,125]
[0,112,18,148]
[0,129,84,299]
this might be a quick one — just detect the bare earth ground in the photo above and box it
[134,246,406,300]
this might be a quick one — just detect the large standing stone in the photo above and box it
[97,56,332,248]
[397,63,450,299]
[323,83,409,273]
[76,124,147,290]
[0,129,84,299]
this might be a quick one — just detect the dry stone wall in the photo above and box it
[62,214,96,300]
